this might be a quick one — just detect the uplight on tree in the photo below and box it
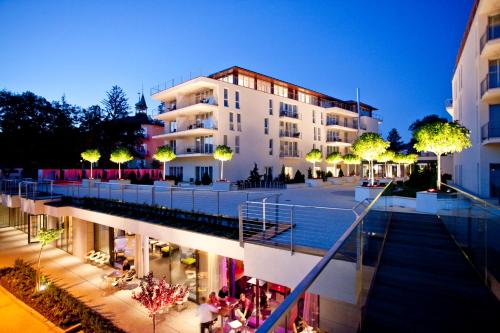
[326,152,343,177]
[153,145,176,180]
[377,150,395,178]
[110,147,133,179]
[213,145,234,181]
[352,133,389,185]
[36,228,64,292]
[343,154,361,177]
[414,121,471,190]
[80,149,101,179]
[305,148,322,178]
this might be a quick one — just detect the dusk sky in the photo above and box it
[0,0,472,141]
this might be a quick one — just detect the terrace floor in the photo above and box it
[0,227,199,333]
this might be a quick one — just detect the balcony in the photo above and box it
[279,110,300,121]
[326,137,352,146]
[445,99,454,117]
[152,120,217,140]
[480,25,500,59]
[279,130,301,139]
[480,74,500,103]
[176,147,214,157]
[155,98,218,121]
[325,119,358,132]
[481,122,500,145]
[279,150,301,158]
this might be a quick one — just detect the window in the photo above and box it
[169,166,183,181]
[169,140,176,154]
[269,139,273,155]
[312,110,316,123]
[264,118,269,135]
[327,146,339,155]
[237,74,254,88]
[298,91,312,104]
[274,84,288,97]
[195,89,213,103]
[320,112,323,125]
[195,135,214,153]
[223,135,227,146]
[279,102,298,118]
[269,99,273,115]
[257,79,271,93]
[317,128,321,141]
[314,127,317,141]
[237,113,241,131]
[235,91,240,109]
[235,136,240,154]
[195,166,213,182]
[219,75,234,84]
[169,121,177,133]
[229,113,234,131]
[224,89,228,107]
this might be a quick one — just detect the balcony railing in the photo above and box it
[279,130,301,138]
[326,119,358,129]
[481,73,500,96]
[326,137,345,143]
[321,100,357,112]
[279,111,300,119]
[179,147,214,155]
[481,122,500,141]
[480,24,500,52]
[279,150,301,158]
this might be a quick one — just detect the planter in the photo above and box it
[285,183,308,189]
[305,179,325,187]
[82,179,101,187]
[355,185,384,202]
[154,180,175,187]
[416,191,469,214]
[108,179,131,190]
[212,181,231,191]
[328,177,343,185]
[373,196,416,209]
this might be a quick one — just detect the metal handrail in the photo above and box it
[256,180,392,332]
[441,182,500,210]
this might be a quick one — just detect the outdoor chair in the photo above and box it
[95,253,110,266]
[84,250,96,262]
[89,251,104,264]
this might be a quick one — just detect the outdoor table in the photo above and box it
[217,297,238,328]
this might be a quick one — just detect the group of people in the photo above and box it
[197,286,254,333]
[111,259,134,287]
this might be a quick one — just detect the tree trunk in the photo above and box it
[118,163,121,180]
[347,164,350,177]
[370,160,374,185]
[90,162,93,179]
[163,162,166,181]
[36,245,43,291]
[334,162,337,177]
[152,314,156,333]
[220,160,224,180]
[437,154,441,190]
[313,162,316,178]
[397,163,401,178]
[384,162,387,178]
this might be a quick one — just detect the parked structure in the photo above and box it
[151,66,382,182]
[448,0,500,198]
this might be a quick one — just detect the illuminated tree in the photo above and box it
[414,121,471,190]
[153,145,176,180]
[305,148,322,178]
[132,272,188,333]
[402,153,418,176]
[80,149,101,179]
[110,147,133,179]
[352,133,389,185]
[213,145,234,181]
[377,150,395,178]
[392,153,406,178]
[343,154,361,176]
[36,228,64,291]
[326,152,343,177]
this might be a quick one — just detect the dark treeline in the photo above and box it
[0,86,149,177]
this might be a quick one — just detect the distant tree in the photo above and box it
[305,148,322,178]
[325,152,343,177]
[36,228,64,292]
[80,149,101,179]
[414,120,471,190]
[110,147,133,179]
[102,85,130,120]
[352,133,389,185]
[343,154,361,176]
[213,145,233,181]
[153,145,176,180]
[387,128,404,152]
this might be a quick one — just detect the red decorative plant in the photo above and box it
[132,272,188,333]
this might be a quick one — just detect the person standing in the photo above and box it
[197,296,219,333]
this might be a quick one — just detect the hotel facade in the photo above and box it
[151,66,381,182]
[449,0,500,198]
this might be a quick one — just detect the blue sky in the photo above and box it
[0,0,472,141]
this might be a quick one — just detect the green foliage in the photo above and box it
[102,85,130,120]
[213,145,234,162]
[377,150,395,163]
[325,152,343,164]
[80,149,101,163]
[110,146,133,164]
[409,114,448,135]
[343,154,361,165]
[413,121,472,156]
[201,171,212,185]
[387,128,404,152]
[305,148,322,163]
[352,132,389,162]
[153,145,176,163]
[39,228,64,247]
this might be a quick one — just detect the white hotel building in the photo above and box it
[449,0,500,199]
[151,66,381,182]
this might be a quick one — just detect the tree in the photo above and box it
[132,272,188,333]
[80,149,101,179]
[325,152,343,177]
[110,147,133,179]
[36,228,64,291]
[402,153,418,176]
[213,145,233,181]
[387,128,403,152]
[153,145,176,180]
[377,150,395,178]
[102,85,130,120]
[409,114,448,134]
[305,148,322,178]
[248,163,262,182]
[392,153,407,178]
[414,121,471,190]
[343,154,361,176]
[352,133,389,185]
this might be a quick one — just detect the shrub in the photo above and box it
[338,169,344,177]
[326,171,333,178]
[248,163,261,182]
[201,171,212,185]
[194,180,202,186]
[307,167,313,179]
[292,170,305,183]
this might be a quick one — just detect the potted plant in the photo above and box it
[109,146,133,185]
[36,228,64,292]
[305,148,323,187]
[152,145,176,187]
[212,145,233,190]
[80,149,101,187]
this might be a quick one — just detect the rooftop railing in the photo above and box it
[150,74,204,95]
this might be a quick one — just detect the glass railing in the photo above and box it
[279,130,301,138]
[257,182,393,333]
[481,122,500,140]
[481,73,500,96]
[438,183,500,289]
[480,25,500,52]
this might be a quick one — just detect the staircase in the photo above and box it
[362,212,500,333]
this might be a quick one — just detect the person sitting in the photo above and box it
[208,291,219,306]
[122,259,131,272]
[235,293,253,324]
[197,296,218,333]
[218,286,229,300]
[293,316,313,333]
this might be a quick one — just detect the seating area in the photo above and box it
[84,250,110,266]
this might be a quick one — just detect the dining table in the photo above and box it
[216,297,238,328]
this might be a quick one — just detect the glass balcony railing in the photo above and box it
[481,122,500,141]
[480,24,500,52]
[279,150,301,158]
[256,182,393,333]
[480,73,500,96]
[279,111,300,119]
[279,130,301,138]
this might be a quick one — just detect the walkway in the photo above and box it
[0,227,198,333]
[0,285,61,333]
[362,212,500,332]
